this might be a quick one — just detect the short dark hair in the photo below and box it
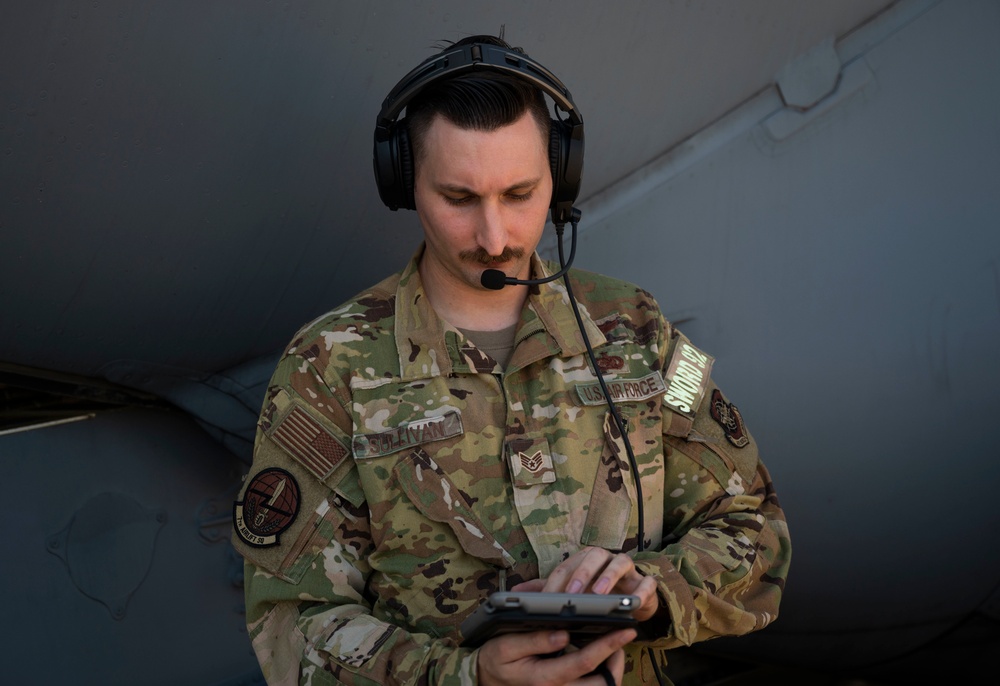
[405,35,551,170]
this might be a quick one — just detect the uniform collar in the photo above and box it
[394,245,607,380]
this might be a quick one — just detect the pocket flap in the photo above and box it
[393,448,515,569]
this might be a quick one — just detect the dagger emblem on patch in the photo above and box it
[255,477,286,527]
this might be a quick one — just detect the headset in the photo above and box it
[372,40,585,227]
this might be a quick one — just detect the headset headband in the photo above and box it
[375,42,582,137]
[373,40,584,226]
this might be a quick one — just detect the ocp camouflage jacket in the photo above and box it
[232,248,791,685]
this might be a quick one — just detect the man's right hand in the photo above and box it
[476,627,636,686]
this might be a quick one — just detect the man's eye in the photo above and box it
[508,191,534,202]
[444,195,474,206]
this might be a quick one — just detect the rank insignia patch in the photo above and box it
[518,450,546,473]
[710,389,750,448]
[234,468,301,547]
[506,437,556,487]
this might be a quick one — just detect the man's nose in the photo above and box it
[476,201,508,257]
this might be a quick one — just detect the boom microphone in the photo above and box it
[480,269,512,290]
[480,262,575,290]
[480,212,580,290]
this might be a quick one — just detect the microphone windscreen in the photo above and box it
[480,269,508,290]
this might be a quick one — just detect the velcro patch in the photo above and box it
[323,616,397,668]
[269,405,349,480]
[663,338,714,418]
[576,372,666,406]
[353,410,463,459]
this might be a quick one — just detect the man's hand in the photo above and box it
[477,628,635,686]
[512,546,659,622]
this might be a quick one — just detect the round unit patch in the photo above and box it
[233,468,301,548]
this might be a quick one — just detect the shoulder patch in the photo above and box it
[663,336,714,418]
[710,389,750,448]
[269,404,350,480]
[233,468,301,548]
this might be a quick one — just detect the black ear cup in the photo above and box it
[548,124,563,202]
[548,120,584,226]
[373,122,414,211]
[373,41,584,225]
[395,126,415,211]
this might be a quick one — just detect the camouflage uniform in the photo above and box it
[233,247,791,686]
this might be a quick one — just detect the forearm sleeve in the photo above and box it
[633,444,790,647]
[245,556,478,686]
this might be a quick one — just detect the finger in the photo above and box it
[606,572,658,621]
[607,564,646,594]
[540,552,587,593]
[577,649,625,686]
[509,578,545,592]
[484,629,570,664]
[549,547,612,593]
[590,553,636,594]
[556,629,635,684]
[604,567,643,597]
[606,647,626,684]
[478,631,572,686]
[618,574,658,622]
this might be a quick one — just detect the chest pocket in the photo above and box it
[580,409,636,551]
[392,447,515,569]
[578,399,665,553]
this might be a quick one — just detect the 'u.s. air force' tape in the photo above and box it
[575,372,666,406]
[662,338,714,418]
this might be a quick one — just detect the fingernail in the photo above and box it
[567,580,583,594]
[593,578,609,594]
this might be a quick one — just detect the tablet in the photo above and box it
[459,592,641,647]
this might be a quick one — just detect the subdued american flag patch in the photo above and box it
[270,405,348,480]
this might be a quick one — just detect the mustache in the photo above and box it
[459,246,525,266]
